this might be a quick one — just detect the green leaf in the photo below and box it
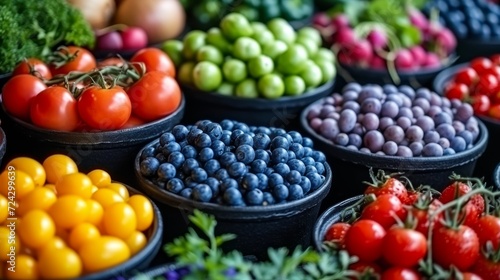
[215,233,237,246]
[397,24,422,48]
[189,209,217,236]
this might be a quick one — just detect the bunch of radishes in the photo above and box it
[312,8,457,72]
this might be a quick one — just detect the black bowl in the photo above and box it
[433,62,500,180]
[0,72,11,89]
[312,195,362,252]
[0,97,185,186]
[494,163,500,191]
[454,39,500,64]
[300,100,489,207]
[181,80,335,130]
[134,141,333,260]
[0,127,6,166]
[79,184,164,280]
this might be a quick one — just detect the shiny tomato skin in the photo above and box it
[130,47,176,77]
[381,227,427,267]
[489,103,500,119]
[364,177,408,203]
[97,57,125,68]
[408,199,443,236]
[344,219,386,262]
[473,215,500,250]
[432,225,480,271]
[78,86,131,130]
[445,82,469,100]
[30,86,80,131]
[454,67,479,87]
[470,57,493,75]
[127,71,182,122]
[49,46,97,76]
[2,74,47,121]
[475,73,499,97]
[324,222,351,249]
[120,114,146,129]
[360,194,406,229]
[381,267,421,280]
[472,254,500,280]
[12,58,53,80]
[471,95,491,115]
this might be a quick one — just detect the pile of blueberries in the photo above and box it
[424,0,500,39]
[138,120,328,206]
[305,83,481,157]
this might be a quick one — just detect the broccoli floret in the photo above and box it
[0,0,95,73]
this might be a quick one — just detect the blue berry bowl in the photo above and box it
[494,163,500,191]
[133,120,333,260]
[0,97,185,185]
[433,62,500,180]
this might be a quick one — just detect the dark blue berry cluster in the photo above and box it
[139,120,327,206]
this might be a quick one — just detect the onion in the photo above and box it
[114,0,186,44]
[67,0,116,30]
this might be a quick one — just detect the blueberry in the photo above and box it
[273,184,289,202]
[288,184,304,201]
[271,136,290,150]
[167,151,185,169]
[211,140,225,158]
[271,148,289,164]
[162,142,181,157]
[457,130,473,145]
[289,143,305,159]
[251,159,267,173]
[230,129,245,142]
[223,188,244,206]
[304,165,317,175]
[220,132,231,145]
[191,167,208,183]
[443,147,457,155]
[181,158,199,175]
[314,162,326,175]
[214,168,230,181]
[422,143,444,157]
[140,157,160,177]
[195,120,212,130]
[311,151,326,163]
[299,176,311,194]
[268,173,284,187]
[140,147,156,160]
[254,149,270,164]
[302,137,314,148]
[274,163,291,177]
[184,177,197,188]
[254,126,272,135]
[235,144,256,164]
[205,177,220,197]
[220,119,235,131]
[286,170,302,185]
[220,178,238,192]
[204,123,223,140]
[245,189,264,205]
[303,147,313,157]
[155,153,167,163]
[187,128,203,144]
[233,122,250,132]
[172,125,189,142]
[287,131,303,144]
[159,132,176,146]
[220,152,237,167]
[241,173,259,191]
[181,145,197,159]
[306,172,324,191]
[270,128,287,139]
[450,136,467,153]
[287,151,296,161]
[194,133,212,149]
[176,172,187,180]
[264,167,274,176]
[287,159,306,175]
[228,162,247,178]
[192,184,213,202]
[204,159,221,176]
[235,133,254,147]
[262,192,275,205]
[302,156,315,166]
[165,178,184,193]
[253,133,271,150]
[225,145,234,152]
[198,147,214,162]
[180,188,193,199]
[256,173,268,190]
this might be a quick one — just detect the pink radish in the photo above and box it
[312,13,331,28]
[334,27,356,46]
[331,14,350,29]
[338,48,354,66]
[121,27,148,50]
[435,28,457,55]
[409,45,426,66]
[366,29,388,50]
[97,31,123,50]
[344,39,373,67]
[369,54,386,70]
[408,8,429,30]
[422,52,441,69]
[395,49,416,70]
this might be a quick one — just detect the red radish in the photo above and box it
[408,8,429,30]
[370,55,386,70]
[121,27,148,50]
[347,39,373,67]
[435,28,457,55]
[367,29,387,50]
[422,52,441,68]
[334,27,356,46]
[331,14,350,30]
[409,45,426,66]
[395,49,415,70]
[312,13,331,28]
[97,31,123,50]
[338,49,354,65]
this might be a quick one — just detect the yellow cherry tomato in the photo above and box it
[105,182,130,200]
[43,184,57,194]
[37,236,66,257]
[0,169,35,200]
[78,236,130,273]
[92,185,99,193]
[91,188,124,209]
[42,154,78,184]
[18,210,55,249]
[68,223,100,251]
[0,195,8,223]
[127,195,154,231]
[4,254,38,279]
[85,199,104,226]
[87,169,111,188]
[38,247,82,279]
[125,230,147,255]
[55,227,70,243]
[55,172,93,198]
[20,246,36,258]
[48,195,88,229]
[17,187,57,217]
[7,157,46,187]
[0,226,20,261]
[102,202,137,239]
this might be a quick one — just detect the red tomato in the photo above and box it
[349,261,383,276]
[344,219,386,262]
[120,114,146,129]
[360,194,406,229]
[475,74,499,97]
[490,54,500,65]
[49,46,97,76]
[324,222,351,249]
[489,103,500,119]
[2,74,47,121]
[445,82,469,100]
[471,95,491,115]
[12,58,53,80]
[470,57,493,75]
[439,181,484,226]
[454,67,479,87]
[364,177,408,203]
[486,65,500,81]
[408,199,443,236]
[78,86,132,130]
[472,254,500,280]
[439,181,471,203]
[381,227,427,267]
[381,267,421,280]
[432,225,480,271]
[29,86,80,131]
[402,190,420,205]
[97,57,125,68]
[130,48,176,77]
[473,215,500,251]
[460,272,484,280]
[127,71,182,122]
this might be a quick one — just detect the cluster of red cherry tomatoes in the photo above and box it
[1,46,181,132]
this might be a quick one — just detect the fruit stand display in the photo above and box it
[0,0,500,279]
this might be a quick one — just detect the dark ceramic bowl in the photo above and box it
[454,39,500,64]
[300,100,489,207]
[134,141,333,260]
[433,62,500,180]
[0,127,6,166]
[79,184,164,280]
[0,97,185,186]
[181,80,335,130]
[494,163,500,191]
[0,72,11,90]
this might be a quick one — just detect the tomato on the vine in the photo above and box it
[49,46,97,76]
[380,267,421,280]
[121,114,146,129]
[454,67,479,88]
[489,104,500,119]
[12,58,53,80]
[2,74,47,122]
[364,176,408,203]
[475,74,499,97]
[408,199,443,235]
[471,95,491,115]
[344,219,386,262]
[445,82,469,100]
[324,222,350,249]
[439,181,484,226]
[97,57,125,68]
[360,194,406,229]
[130,47,176,77]
[381,227,427,267]
[349,261,383,276]
[127,71,182,122]
[78,86,132,130]
[490,54,500,66]
[473,214,500,250]
[472,254,500,280]
[432,224,480,271]
[470,57,493,75]
[30,86,81,131]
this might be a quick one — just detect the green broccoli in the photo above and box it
[0,0,95,73]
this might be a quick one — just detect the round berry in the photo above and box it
[245,189,264,205]
[193,184,213,202]
[140,157,160,177]
[191,167,208,183]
